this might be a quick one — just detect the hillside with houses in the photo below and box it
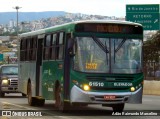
[0,12,124,35]
[0,12,125,64]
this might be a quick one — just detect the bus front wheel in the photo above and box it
[55,84,69,112]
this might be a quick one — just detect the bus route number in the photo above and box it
[89,82,104,87]
[86,63,97,70]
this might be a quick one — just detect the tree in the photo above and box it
[143,31,160,62]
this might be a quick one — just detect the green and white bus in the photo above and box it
[18,20,143,112]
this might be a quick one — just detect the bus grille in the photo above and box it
[90,87,129,91]
[9,78,18,86]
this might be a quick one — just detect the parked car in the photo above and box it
[0,64,25,97]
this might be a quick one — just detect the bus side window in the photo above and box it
[26,38,30,61]
[29,38,33,61]
[50,33,57,60]
[32,37,37,60]
[43,35,51,60]
[57,32,64,60]
[20,39,26,61]
[28,36,37,61]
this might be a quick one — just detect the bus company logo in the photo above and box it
[2,111,12,116]
[1,110,43,116]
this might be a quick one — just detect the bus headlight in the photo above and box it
[130,87,135,92]
[83,84,90,91]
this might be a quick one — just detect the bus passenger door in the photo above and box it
[36,36,43,96]
[64,33,73,100]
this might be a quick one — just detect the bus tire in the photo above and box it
[55,84,69,112]
[27,82,35,106]
[112,103,125,112]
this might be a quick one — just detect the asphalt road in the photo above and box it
[0,93,160,119]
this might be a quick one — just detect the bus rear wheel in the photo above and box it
[27,82,45,106]
[27,82,34,106]
[55,84,69,112]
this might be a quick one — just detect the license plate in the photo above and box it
[104,95,115,100]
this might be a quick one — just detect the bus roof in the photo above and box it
[19,20,142,38]
[71,20,142,26]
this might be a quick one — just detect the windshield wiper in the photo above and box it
[114,39,126,63]
[105,41,109,65]
[92,36,109,65]
[92,36,109,53]
[115,39,126,53]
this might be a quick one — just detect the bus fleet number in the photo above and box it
[89,82,104,87]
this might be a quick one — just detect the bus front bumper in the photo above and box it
[70,85,143,104]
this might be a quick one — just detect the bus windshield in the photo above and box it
[73,36,142,74]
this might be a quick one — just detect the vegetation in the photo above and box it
[143,30,160,79]
[143,30,160,63]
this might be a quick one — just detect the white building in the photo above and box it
[9,19,15,28]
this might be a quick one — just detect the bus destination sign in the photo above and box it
[75,23,143,34]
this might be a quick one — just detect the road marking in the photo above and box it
[2,102,33,110]
[2,103,10,109]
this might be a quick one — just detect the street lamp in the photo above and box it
[13,6,22,37]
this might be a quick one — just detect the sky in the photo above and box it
[0,0,159,17]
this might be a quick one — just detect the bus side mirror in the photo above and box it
[67,38,75,57]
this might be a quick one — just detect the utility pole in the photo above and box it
[13,6,22,37]
[13,6,21,65]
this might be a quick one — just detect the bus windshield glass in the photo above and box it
[112,38,142,73]
[73,36,142,74]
